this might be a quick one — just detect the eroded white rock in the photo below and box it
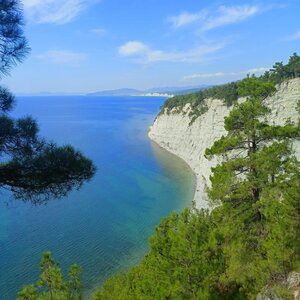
[149,78,300,208]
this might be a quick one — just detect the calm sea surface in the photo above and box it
[0,96,195,299]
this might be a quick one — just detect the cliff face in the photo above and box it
[149,78,300,208]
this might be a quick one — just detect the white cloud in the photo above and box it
[183,67,269,81]
[37,50,87,66]
[168,11,206,29]
[119,41,149,56]
[287,30,300,41]
[119,41,223,64]
[203,5,259,31]
[169,5,260,31]
[91,28,107,36]
[184,72,228,80]
[22,0,100,24]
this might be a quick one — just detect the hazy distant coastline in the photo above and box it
[16,85,211,98]
[87,85,210,97]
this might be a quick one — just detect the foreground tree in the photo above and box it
[93,209,228,300]
[17,252,82,300]
[0,0,95,203]
[0,0,28,74]
[205,76,300,297]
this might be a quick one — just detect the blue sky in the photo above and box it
[2,0,300,94]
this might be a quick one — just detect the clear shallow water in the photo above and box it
[0,96,195,299]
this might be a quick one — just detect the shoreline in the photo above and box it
[132,93,174,97]
[147,98,234,210]
[148,131,205,209]
[149,138,198,207]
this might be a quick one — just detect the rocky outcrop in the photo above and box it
[257,272,300,300]
[149,78,300,208]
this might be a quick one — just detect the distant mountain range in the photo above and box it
[88,88,142,96]
[16,85,211,97]
[17,92,81,97]
[88,85,211,97]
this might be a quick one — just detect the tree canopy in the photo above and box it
[0,0,95,203]
[17,252,82,300]
[161,53,300,125]
[204,76,300,297]
[0,0,29,76]
[263,53,300,83]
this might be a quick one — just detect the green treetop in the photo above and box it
[205,76,300,297]
[17,252,82,300]
[0,0,95,204]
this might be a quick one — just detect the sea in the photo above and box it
[0,96,195,299]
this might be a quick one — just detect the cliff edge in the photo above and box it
[149,78,300,208]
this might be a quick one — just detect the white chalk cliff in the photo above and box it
[149,78,300,208]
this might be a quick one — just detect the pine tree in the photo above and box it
[17,252,82,300]
[287,53,300,78]
[205,76,300,297]
[0,0,95,203]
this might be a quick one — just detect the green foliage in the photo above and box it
[0,0,96,203]
[160,53,300,124]
[205,76,300,297]
[1,144,96,203]
[0,0,30,76]
[160,82,239,121]
[93,209,231,300]
[237,76,276,98]
[262,52,300,83]
[17,285,38,300]
[160,77,275,122]
[17,252,82,300]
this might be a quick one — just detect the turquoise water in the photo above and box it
[0,96,195,299]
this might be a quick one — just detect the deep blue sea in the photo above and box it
[0,96,195,299]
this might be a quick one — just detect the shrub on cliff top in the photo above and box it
[160,53,300,123]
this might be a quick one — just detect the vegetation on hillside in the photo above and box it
[161,53,300,124]
[262,53,300,83]
[160,82,239,123]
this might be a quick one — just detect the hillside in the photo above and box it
[149,54,300,208]
[149,78,300,208]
